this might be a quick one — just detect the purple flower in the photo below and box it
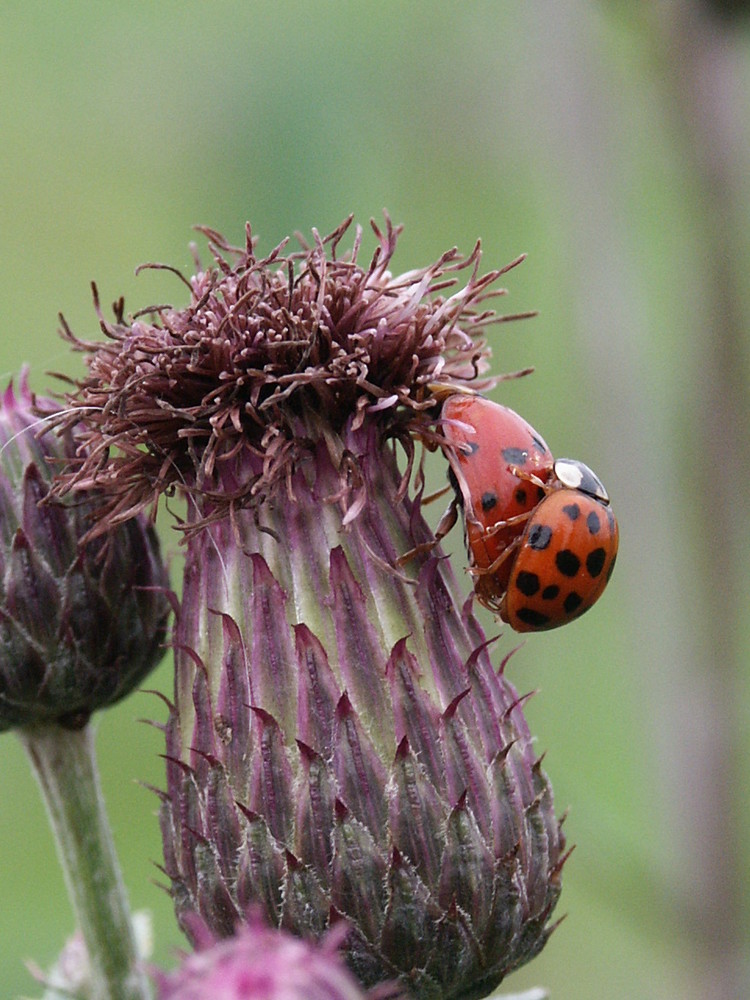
[55,217,566,997]
[152,915,401,1000]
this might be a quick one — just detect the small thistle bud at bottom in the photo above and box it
[152,915,402,1000]
[0,371,170,731]
[53,218,567,998]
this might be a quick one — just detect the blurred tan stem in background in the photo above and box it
[533,3,749,998]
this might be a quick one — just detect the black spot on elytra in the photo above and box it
[528,524,552,550]
[556,549,581,577]
[536,486,546,501]
[562,502,581,521]
[516,571,540,596]
[481,491,498,512]
[516,607,551,627]
[542,584,560,600]
[586,510,601,534]
[514,487,527,505]
[564,592,583,614]
[586,547,606,577]
[502,446,528,465]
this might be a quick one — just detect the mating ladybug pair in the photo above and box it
[428,392,618,632]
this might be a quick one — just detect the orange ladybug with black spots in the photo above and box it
[500,461,619,631]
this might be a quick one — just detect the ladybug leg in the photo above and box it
[507,465,551,493]
[468,535,521,579]
[396,498,458,566]
[482,509,533,539]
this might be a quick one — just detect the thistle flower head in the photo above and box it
[56,217,566,999]
[0,371,170,731]
[53,215,527,530]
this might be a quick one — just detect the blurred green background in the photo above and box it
[1,3,749,998]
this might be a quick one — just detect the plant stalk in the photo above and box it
[18,722,151,1000]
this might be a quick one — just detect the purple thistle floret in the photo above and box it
[152,914,402,1000]
[55,217,566,999]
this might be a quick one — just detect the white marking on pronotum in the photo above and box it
[553,458,609,504]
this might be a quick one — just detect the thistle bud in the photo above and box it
[56,217,566,998]
[152,916,401,1000]
[0,370,170,731]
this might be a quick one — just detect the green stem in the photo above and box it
[18,722,152,1000]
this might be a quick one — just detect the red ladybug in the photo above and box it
[438,393,554,609]
[434,393,618,631]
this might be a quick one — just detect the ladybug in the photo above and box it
[499,458,619,631]
[438,393,555,610]
[431,391,618,631]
